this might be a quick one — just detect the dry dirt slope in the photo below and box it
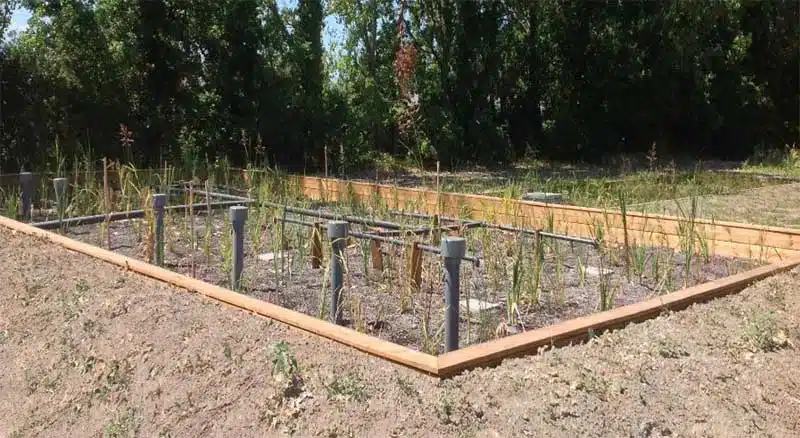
[0,229,799,437]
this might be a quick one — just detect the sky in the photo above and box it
[7,7,31,36]
[5,4,342,46]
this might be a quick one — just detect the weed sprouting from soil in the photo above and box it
[272,341,303,397]
[744,312,788,352]
[327,374,368,402]
[676,195,699,287]
[103,408,140,438]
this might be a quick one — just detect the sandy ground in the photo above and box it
[1,229,799,437]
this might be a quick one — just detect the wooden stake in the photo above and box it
[431,214,441,245]
[370,239,384,271]
[311,222,323,268]
[409,241,422,291]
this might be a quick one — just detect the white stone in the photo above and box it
[583,266,613,277]
[258,252,289,262]
[460,298,502,315]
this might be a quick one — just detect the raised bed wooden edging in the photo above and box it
[5,171,800,377]
[292,176,800,262]
[0,216,438,375]
[3,214,799,377]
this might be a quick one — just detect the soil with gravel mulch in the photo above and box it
[1,228,799,437]
[61,207,761,354]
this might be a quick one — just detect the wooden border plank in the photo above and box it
[436,256,800,376]
[293,176,800,259]
[0,215,439,375]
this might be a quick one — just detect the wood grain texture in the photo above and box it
[294,176,800,262]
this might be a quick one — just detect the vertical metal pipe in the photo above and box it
[153,194,167,266]
[230,206,248,291]
[441,236,466,352]
[327,220,349,324]
[53,177,68,227]
[20,172,32,221]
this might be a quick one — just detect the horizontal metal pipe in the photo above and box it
[192,188,406,230]
[387,208,597,247]
[495,224,599,247]
[374,220,484,237]
[31,199,251,230]
[349,231,480,266]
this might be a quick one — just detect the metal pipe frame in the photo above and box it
[272,215,480,266]
[385,209,598,248]
[31,199,250,230]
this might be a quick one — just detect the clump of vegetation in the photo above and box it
[743,312,788,352]
[326,374,369,402]
[272,341,303,398]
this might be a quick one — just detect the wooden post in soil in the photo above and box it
[103,157,111,248]
[370,239,384,271]
[409,241,422,291]
[431,214,441,246]
[311,222,323,268]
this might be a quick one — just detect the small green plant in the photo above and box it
[103,408,139,438]
[272,341,303,397]
[327,373,368,402]
[2,187,21,219]
[221,220,233,281]
[598,254,614,311]
[632,243,647,281]
[675,195,699,287]
[528,231,544,305]
[744,312,787,352]
[618,191,631,281]
[507,234,525,325]
[577,254,586,288]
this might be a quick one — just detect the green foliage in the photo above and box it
[0,1,797,171]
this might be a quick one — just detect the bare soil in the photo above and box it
[1,228,799,437]
[61,208,760,355]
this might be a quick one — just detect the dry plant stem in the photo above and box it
[619,192,631,281]
[205,179,213,264]
[103,157,111,249]
[189,181,196,277]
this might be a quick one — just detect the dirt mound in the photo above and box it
[1,230,798,437]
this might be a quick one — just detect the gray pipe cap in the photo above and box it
[327,220,349,238]
[153,193,167,209]
[441,236,466,259]
[53,177,68,191]
[230,205,248,223]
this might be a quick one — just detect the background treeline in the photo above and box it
[0,0,797,174]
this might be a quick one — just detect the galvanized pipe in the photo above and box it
[442,237,466,352]
[153,194,167,266]
[191,188,405,230]
[230,206,248,291]
[327,220,348,325]
[387,209,598,247]
[31,200,249,230]
[349,230,480,266]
